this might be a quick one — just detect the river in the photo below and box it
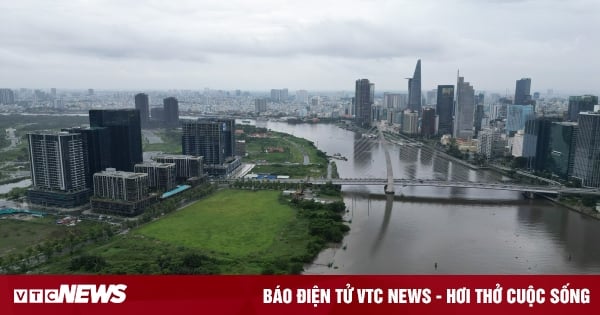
[257,120,600,274]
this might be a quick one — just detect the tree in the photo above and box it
[582,196,598,207]
[511,157,527,169]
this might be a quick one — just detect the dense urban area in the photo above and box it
[1,60,600,274]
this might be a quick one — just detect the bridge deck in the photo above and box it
[223,178,600,196]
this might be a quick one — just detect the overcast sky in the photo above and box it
[1,0,599,93]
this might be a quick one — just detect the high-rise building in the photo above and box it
[512,130,525,157]
[270,89,281,102]
[280,88,288,101]
[163,97,179,128]
[477,128,504,159]
[473,104,485,137]
[489,103,508,121]
[383,93,407,110]
[311,96,320,107]
[62,127,112,189]
[547,122,578,179]
[514,78,532,105]
[402,110,419,135]
[407,59,422,112]
[572,111,600,187]
[91,169,154,216]
[150,107,164,122]
[134,162,176,192]
[235,140,246,157]
[354,79,373,127]
[27,132,90,207]
[182,118,240,177]
[453,74,475,139]
[523,117,554,170]
[135,93,150,128]
[89,109,142,172]
[255,98,267,113]
[0,88,15,105]
[421,107,436,137]
[269,89,288,102]
[567,95,598,122]
[296,90,309,104]
[182,118,235,165]
[153,154,204,182]
[436,85,454,136]
[87,88,94,96]
[506,105,535,135]
[426,89,437,106]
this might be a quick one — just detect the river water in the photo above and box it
[258,121,600,274]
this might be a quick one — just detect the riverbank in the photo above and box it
[7,123,346,274]
[238,124,329,178]
[540,194,600,220]
[24,188,347,274]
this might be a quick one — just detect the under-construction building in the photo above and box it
[181,118,240,177]
[134,162,176,191]
[91,169,155,216]
[153,154,204,183]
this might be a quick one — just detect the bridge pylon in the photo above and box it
[377,124,395,195]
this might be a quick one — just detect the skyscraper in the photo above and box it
[506,104,535,135]
[354,79,373,127]
[567,95,598,122]
[421,107,436,137]
[135,93,150,128]
[182,118,236,165]
[383,93,406,110]
[62,126,112,188]
[523,117,554,170]
[89,109,142,172]
[473,104,485,138]
[453,74,475,139]
[514,78,532,105]
[547,122,578,179]
[27,132,89,207]
[407,59,422,112]
[436,85,454,135]
[572,111,600,187]
[163,97,179,128]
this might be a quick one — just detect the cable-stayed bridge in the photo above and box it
[228,124,600,197]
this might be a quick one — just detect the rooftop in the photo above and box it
[95,169,148,179]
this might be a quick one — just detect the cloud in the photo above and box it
[0,0,599,91]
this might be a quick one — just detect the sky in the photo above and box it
[1,0,599,93]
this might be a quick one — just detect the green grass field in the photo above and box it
[143,129,182,154]
[245,137,302,163]
[0,216,99,257]
[0,217,61,256]
[136,190,307,260]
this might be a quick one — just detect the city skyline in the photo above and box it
[2,0,599,92]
